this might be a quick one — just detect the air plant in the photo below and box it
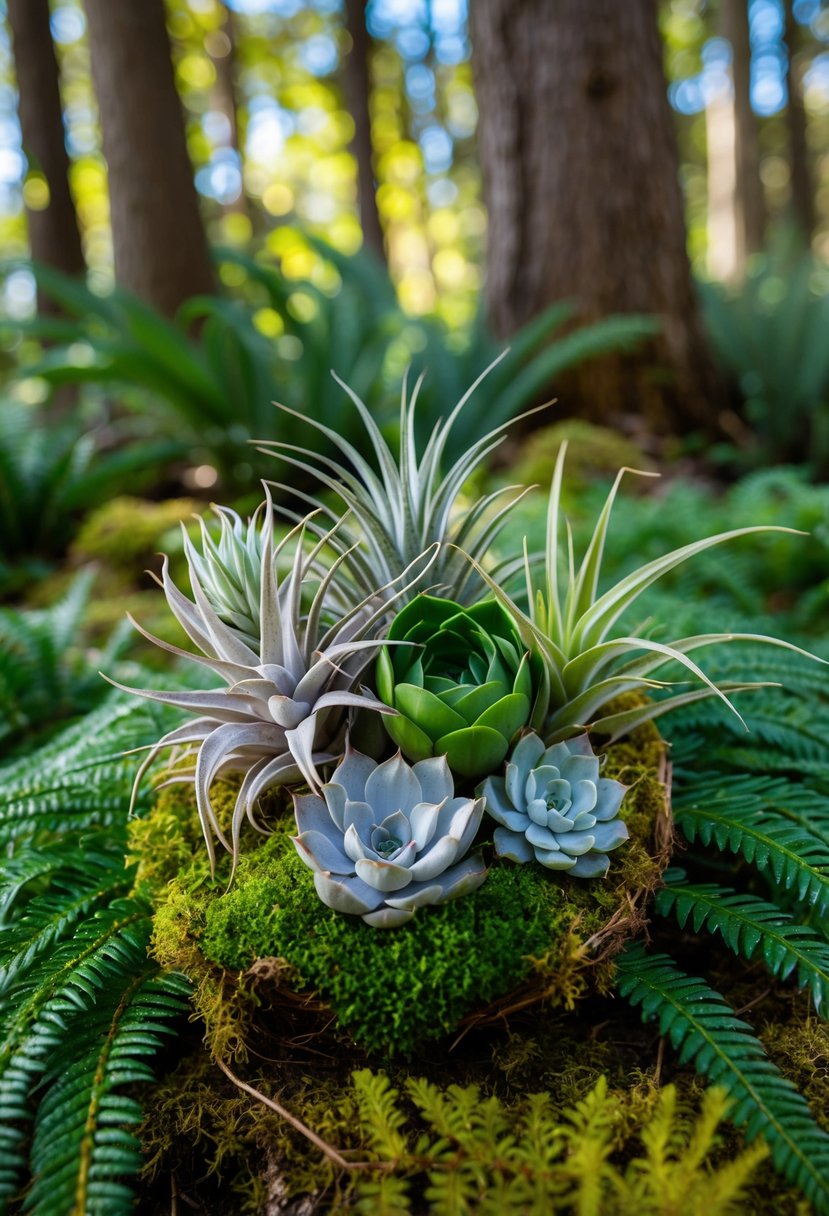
[465,443,820,741]
[111,491,435,872]
[257,354,538,606]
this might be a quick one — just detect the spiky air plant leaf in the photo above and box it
[462,443,822,742]
[257,355,541,606]
[292,745,487,927]
[183,504,265,650]
[111,493,435,873]
[376,594,535,779]
[479,732,628,877]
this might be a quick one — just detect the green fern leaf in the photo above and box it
[655,873,829,1014]
[672,779,829,915]
[24,969,190,1216]
[616,944,829,1212]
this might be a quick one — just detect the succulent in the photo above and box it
[292,745,487,927]
[258,359,533,606]
[376,594,534,779]
[113,493,426,872]
[480,732,628,877]
[469,442,820,741]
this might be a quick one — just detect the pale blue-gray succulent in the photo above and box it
[479,732,629,878]
[292,745,487,927]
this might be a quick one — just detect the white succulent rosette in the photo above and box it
[480,733,629,878]
[292,745,487,927]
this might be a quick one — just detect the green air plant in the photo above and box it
[479,732,629,877]
[109,492,434,872]
[376,593,534,778]
[258,354,536,606]
[291,745,486,926]
[467,442,821,741]
[183,503,267,650]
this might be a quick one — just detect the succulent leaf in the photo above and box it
[291,744,487,927]
[480,732,629,878]
[378,594,535,779]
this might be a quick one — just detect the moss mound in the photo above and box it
[143,724,669,1059]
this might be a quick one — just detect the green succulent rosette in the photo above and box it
[376,594,534,779]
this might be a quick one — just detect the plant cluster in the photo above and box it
[123,374,803,927]
[3,371,829,1213]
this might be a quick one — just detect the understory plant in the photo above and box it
[2,368,829,1213]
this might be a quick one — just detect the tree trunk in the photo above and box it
[722,0,765,270]
[7,0,85,301]
[209,5,249,220]
[342,0,385,264]
[471,0,723,433]
[83,0,215,316]
[783,0,815,236]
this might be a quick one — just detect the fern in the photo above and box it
[615,944,829,1212]
[0,892,189,1211]
[24,968,190,1215]
[345,1071,766,1215]
[655,872,829,1014]
[0,685,184,845]
[672,778,829,917]
[0,842,132,995]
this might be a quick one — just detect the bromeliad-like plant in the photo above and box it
[291,745,486,927]
[468,441,820,741]
[375,594,535,778]
[258,354,535,606]
[113,493,433,871]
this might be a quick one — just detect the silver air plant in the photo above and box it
[479,733,628,877]
[291,745,487,927]
[114,490,435,873]
[257,354,537,607]
[183,504,265,650]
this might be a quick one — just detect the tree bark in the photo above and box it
[722,0,765,268]
[83,0,215,316]
[208,5,249,219]
[783,0,815,236]
[342,0,385,264]
[471,0,723,433]
[7,0,85,298]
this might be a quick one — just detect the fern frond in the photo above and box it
[24,968,190,1216]
[655,873,829,1014]
[0,844,132,995]
[616,944,829,1211]
[672,778,829,916]
[352,1069,408,1161]
[0,687,183,845]
[0,897,154,1204]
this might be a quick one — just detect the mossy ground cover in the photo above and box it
[140,720,669,1060]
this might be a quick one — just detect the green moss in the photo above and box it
[71,495,200,570]
[513,420,654,492]
[142,730,668,1059]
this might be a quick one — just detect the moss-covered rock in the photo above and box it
[141,725,669,1060]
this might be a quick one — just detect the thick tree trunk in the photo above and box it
[722,0,765,269]
[471,0,723,433]
[342,0,385,264]
[783,0,815,236]
[7,0,85,300]
[83,0,215,316]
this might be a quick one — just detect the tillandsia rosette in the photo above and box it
[111,491,434,873]
[376,594,535,779]
[291,745,487,927]
[480,732,629,877]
